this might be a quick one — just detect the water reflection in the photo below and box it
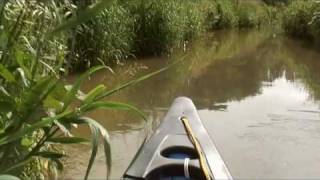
[63,30,320,179]
[201,74,320,178]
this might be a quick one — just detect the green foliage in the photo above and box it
[67,0,206,65]
[262,5,283,26]
[262,0,291,6]
[237,4,260,28]
[3,0,283,70]
[212,0,238,29]
[203,0,274,30]
[133,0,205,55]
[183,2,205,42]
[1,0,70,70]
[96,4,136,63]
[237,3,277,28]
[283,0,320,40]
[0,63,116,179]
[201,0,219,30]
[0,0,152,179]
[310,11,320,40]
[68,2,135,70]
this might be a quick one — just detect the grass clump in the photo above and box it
[68,0,284,63]
[133,0,205,55]
[97,4,135,63]
[134,0,185,55]
[1,0,69,69]
[237,3,279,28]
[69,0,206,61]
[213,0,238,29]
[203,0,275,30]
[68,2,135,71]
[283,0,320,40]
[0,1,147,179]
[201,0,219,30]
[237,3,261,28]
[183,2,205,41]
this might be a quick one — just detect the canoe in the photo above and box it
[123,97,232,180]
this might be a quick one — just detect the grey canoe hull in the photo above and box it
[123,97,232,180]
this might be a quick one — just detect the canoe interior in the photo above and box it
[123,97,232,180]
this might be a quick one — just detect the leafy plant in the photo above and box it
[213,0,238,29]
[283,0,320,40]
[0,62,147,179]
[68,2,136,70]
[132,0,206,55]
[237,4,258,28]
[0,0,147,179]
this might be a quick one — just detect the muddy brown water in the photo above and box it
[63,30,320,179]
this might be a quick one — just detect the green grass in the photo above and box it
[203,0,278,30]
[68,2,135,70]
[132,0,205,55]
[214,0,238,29]
[4,0,318,72]
[66,0,283,63]
[237,3,261,28]
[0,1,155,179]
[66,0,207,65]
[282,0,320,41]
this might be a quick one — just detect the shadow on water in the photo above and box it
[63,30,320,179]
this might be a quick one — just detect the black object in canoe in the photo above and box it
[123,97,232,180]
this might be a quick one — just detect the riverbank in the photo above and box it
[56,0,320,71]
[3,0,318,72]
[69,0,278,70]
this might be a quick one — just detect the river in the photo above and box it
[62,30,320,179]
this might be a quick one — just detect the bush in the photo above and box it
[283,0,320,39]
[133,0,181,55]
[96,4,136,64]
[68,3,135,71]
[213,0,238,29]
[133,0,205,55]
[309,9,320,41]
[237,3,275,28]
[262,5,282,25]
[204,0,270,29]
[201,0,219,30]
[183,2,205,41]
[237,4,260,28]
[2,0,69,69]
[0,1,144,179]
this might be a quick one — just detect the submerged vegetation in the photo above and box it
[1,0,320,179]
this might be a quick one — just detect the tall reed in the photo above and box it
[0,1,150,179]
[283,0,320,41]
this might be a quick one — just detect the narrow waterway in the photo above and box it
[63,30,320,179]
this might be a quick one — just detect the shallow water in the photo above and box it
[63,30,320,179]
